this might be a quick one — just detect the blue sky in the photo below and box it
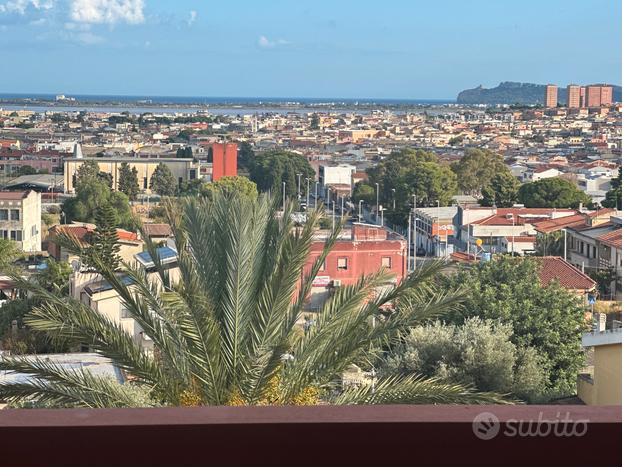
[0,0,620,98]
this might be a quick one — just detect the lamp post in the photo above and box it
[296,173,302,200]
[375,182,380,226]
[358,199,363,222]
[380,206,384,227]
[341,195,344,217]
[305,177,310,208]
[392,188,396,210]
[436,200,441,258]
[563,228,567,261]
[332,201,336,230]
[314,181,319,208]
[282,181,286,212]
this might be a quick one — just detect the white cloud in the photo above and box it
[70,0,145,25]
[258,35,289,49]
[187,9,196,26]
[0,0,54,15]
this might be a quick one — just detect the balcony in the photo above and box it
[1,405,621,466]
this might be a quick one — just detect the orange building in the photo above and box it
[567,85,582,108]
[544,84,557,108]
[211,143,238,182]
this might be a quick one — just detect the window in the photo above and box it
[337,257,348,271]
[143,177,148,189]
[580,242,584,255]
[0,230,7,239]
[381,257,392,268]
[10,231,22,241]
[10,210,19,221]
[319,260,326,272]
[0,209,7,221]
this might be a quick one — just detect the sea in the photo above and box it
[0,93,456,115]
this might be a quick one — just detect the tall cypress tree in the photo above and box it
[118,162,140,201]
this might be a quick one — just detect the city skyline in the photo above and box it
[0,0,621,99]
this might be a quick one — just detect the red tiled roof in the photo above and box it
[533,214,588,234]
[50,224,140,244]
[534,257,596,291]
[142,223,173,238]
[0,191,30,200]
[597,228,622,248]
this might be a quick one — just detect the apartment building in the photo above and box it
[302,224,407,310]
[64,157,200,194]
[0,191,41,253]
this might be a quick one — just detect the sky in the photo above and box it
[0,0,620,99]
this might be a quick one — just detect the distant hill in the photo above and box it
[456,81,622,105]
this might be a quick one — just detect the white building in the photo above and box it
[0,191,41,253]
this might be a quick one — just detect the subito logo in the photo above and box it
[472,412,500,440]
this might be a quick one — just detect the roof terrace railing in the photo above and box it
[0,405,621,466]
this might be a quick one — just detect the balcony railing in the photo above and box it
[1,405,622,466]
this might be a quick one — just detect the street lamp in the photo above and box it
[358,199,363,221]
[282,181,286,212]
[296,173,302,200]
[305,177,310,208]
[375,183,380,226]
[332,200,336,230]
[314,181,319,208]
[392,188,396,210]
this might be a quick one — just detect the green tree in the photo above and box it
[249,150,315,200]
[352,182,376,205]
[451,149,510,196]
[0,239,19,273]
[117,163,140,201]
[176,147,193,158]
[17,165,37,176]
[237,141,255,173]
[62,179,135,230]
[440,256,588,397]
[366,149,457,226]
[480,172,521,208]
[150,163,177,197]
[86,204,121,271]
[601,167,622,209]
[381,318,547,402]
[0,194,504,408]
[310,114,320,130]
[200,176,258,200]
[518,178,591,208]
[534,231,564,256]
[74,160,101,191]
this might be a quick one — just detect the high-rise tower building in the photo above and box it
[567,85,582,108]
[544,85,558,108]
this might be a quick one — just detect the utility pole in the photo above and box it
[358,200,363,222]
[332,201,336,230]
[341,195,344,217]
[392,188,396,210]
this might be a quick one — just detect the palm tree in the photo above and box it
[1,193,505,407]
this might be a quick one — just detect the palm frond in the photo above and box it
[330,374,509,405]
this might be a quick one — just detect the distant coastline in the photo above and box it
[0,93,456,114]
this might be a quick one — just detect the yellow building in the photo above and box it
[578,316,622,405]
[64,157,199,194]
